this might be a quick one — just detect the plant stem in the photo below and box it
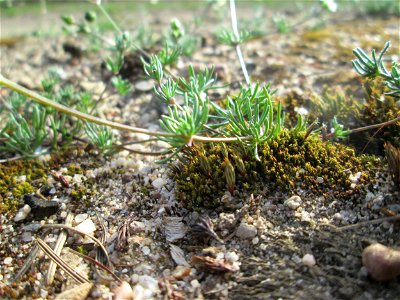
[0,74,249,143]
[349,115,400,134]
[229,0,250,85]
[96,3,123,35]
[0,74,172,138]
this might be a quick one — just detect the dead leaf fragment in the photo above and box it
[170,244,189,266]
[191,255,237,273]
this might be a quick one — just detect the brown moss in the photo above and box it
[172,130,371,210]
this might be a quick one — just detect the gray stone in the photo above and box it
[236,222,257,239]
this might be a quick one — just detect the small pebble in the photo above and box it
[190,279,201,288]
[75,219,96,235]
[316,177,324,184]
[302,254,316,267]
[113,281,133,300]
[142,246,151,255]
[226,252,239,263]
[135,80,154,92]
[152,178,165,189]
[3,257,13,265]
[75,213,88,224]
[21,232,33,243]
[236,222,257,239]
[284,195,302,210]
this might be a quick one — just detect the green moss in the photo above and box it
[172,130,371,210]
[0,159,48,214]
[70,186,93,207]
[66,163,83,175]
[0,146,96,214]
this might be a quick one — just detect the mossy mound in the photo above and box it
[0,146,97,214]
[352,79,400,153]
[172,130,371,210]
[0,159,48,214]
[281,79,399,155]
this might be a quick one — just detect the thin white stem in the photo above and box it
[230,0,240,38]
[229,0,250,85]
[235,45,250,85]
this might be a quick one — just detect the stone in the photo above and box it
[284,195,302,210]
[236,222,257,239]
[24,194,60,219]
[141,246,151,256]
[152,178,165,189]
[302,254,316,267]
[112,281,133,300]
[135,80,154,92]
[3,257,12,265]
[75,219,96,235]
[75,214,88,224]
[132,275,159,300]
[14,205,31,222]
[21,232,33,242]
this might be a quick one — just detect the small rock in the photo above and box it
[24,194,60,219]
[75,219,96,235]
[236,222,257,239]
[75,213,88,224]
[302,254,316,267]
[316,177,324,184]
[141,246,150,256]
[225,252,239,263]
[113,281,133,300]
[3,257,12,265]
[284,195,302,210]
[152,178,165,189]
[190,279,201,288]
[301,211,311,222]
[132,275,159,300]
[135,80,153,92]
[21,232,33,242]
[14,204,31,222]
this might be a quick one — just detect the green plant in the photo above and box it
[0,94,48,157]
[353,41,400,97]
[166,18,201,57]
[111,75,132,96]
[84,123,114,155]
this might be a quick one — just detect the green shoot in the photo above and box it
[85,123,114,155]
[352,41,400,97]
[111,76,132,96]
